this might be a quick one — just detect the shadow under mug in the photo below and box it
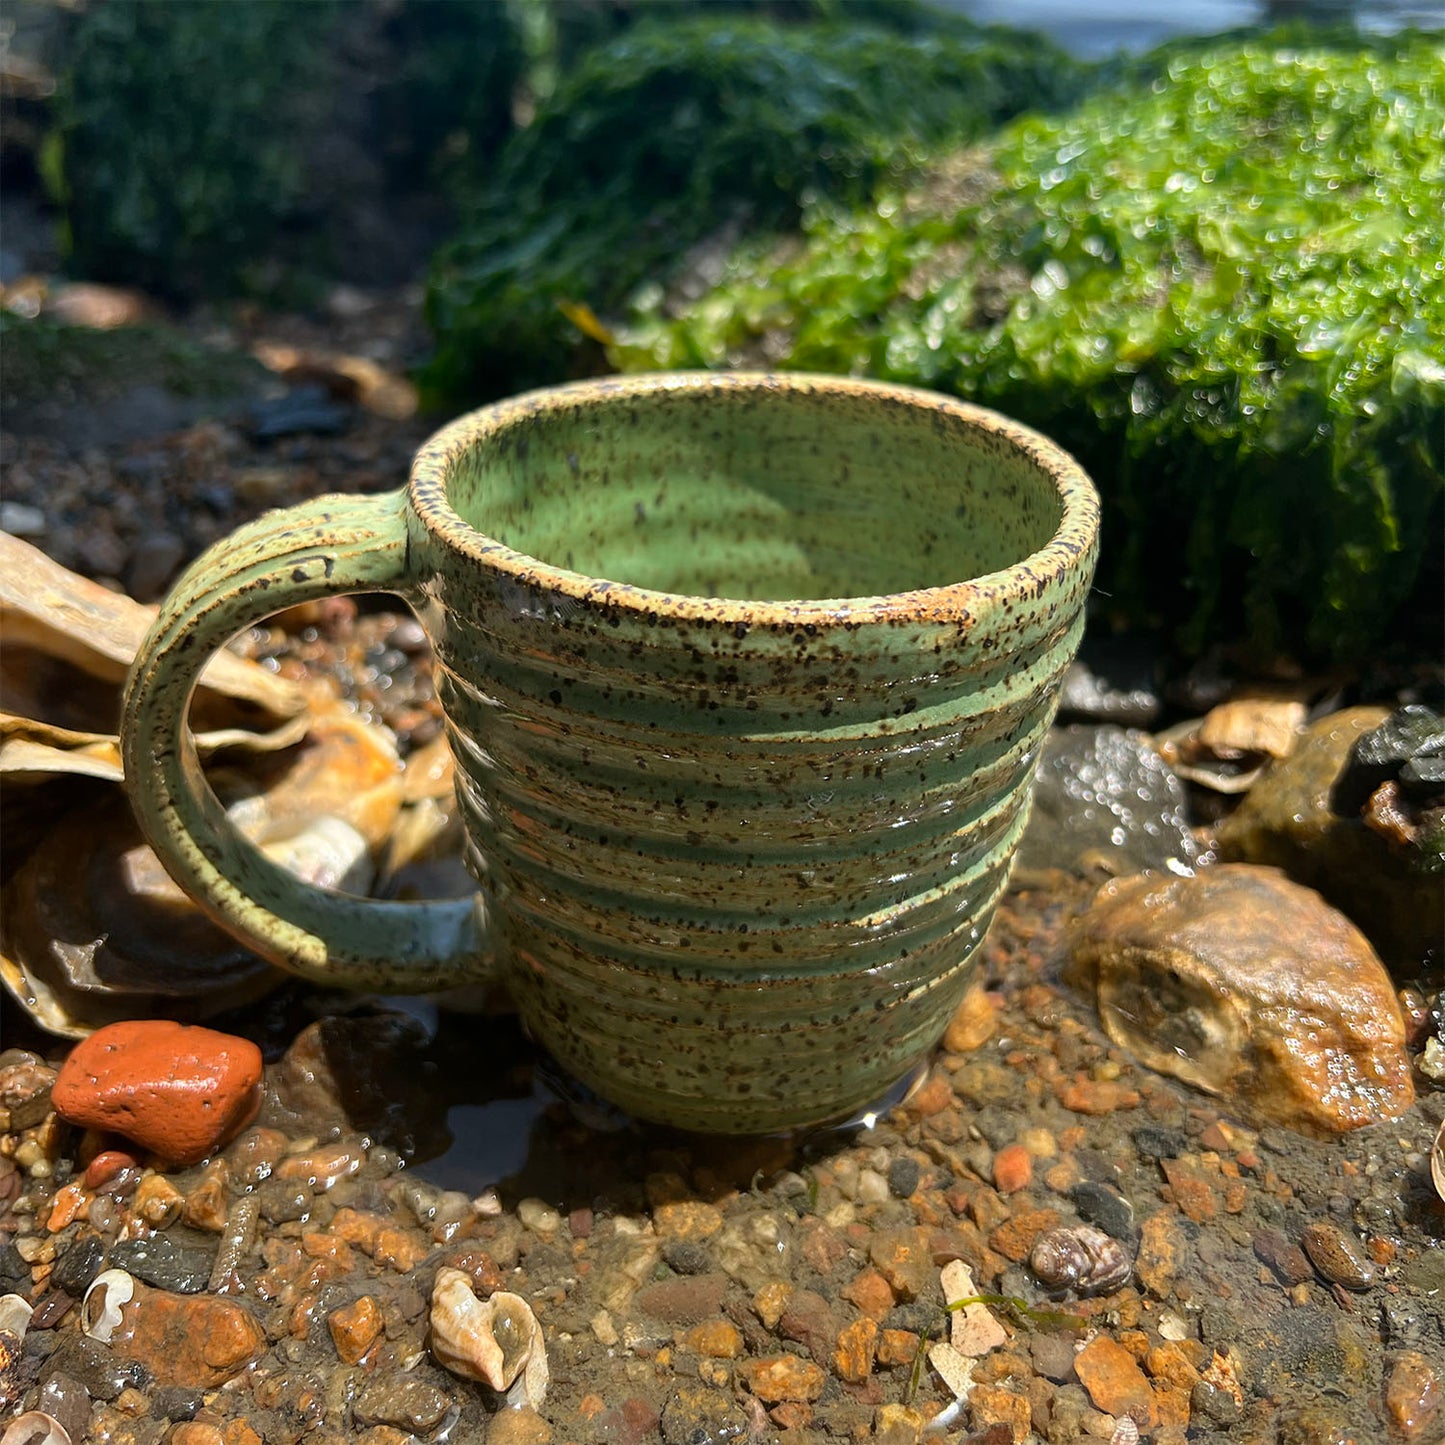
[122,372,1100,1134]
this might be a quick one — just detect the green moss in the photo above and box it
[421,15,1086,404]
[615,29,1445,663]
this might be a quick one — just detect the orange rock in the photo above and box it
[843,1267,895,1321]
[769,1402,814,1430]
[115,1287,266,1388]
[968,1382,1031,1443]
[988,1208,1062,1263]
[754,1280,793,1329]
[1385,1351,1442,1439]
[877,1329,921,1368]
[944,985,997,1053]
[1073,1336,1158,1428]
[832,1317,878,1383]
[740,1354,828,1403]
[992,1144,1033,1195]
[1144,1342,1202,1391]
[1161,1159,1218,1223]
[46,1181,87,1232]
[1057,1075,1140,1115]
[372,1227,426,1273]
[577,1395,607,1420]
[679,1320,744,1359]
[52,1020,263,1166]
[655,1199,723,1239]
[868,1226,934,1299]
[328,1295,383,1364]
[902,1071,953,1118]
[1134,1210,1183,1298]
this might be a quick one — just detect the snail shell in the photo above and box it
[429,1268,549,1407]
[81,1268,135,1343]
[1029,1223,1132,1296]
[1,1412,73,1445]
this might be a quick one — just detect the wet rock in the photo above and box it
[660,1239,713,1276]
[1073,1335,1156,1427]
[51,1021,263,1166]
[1218,706,1443,970]
[35,1370,90,1443]
[1066,865,1414,1133]
[112,1287,265,1388]
[739,1353,827,1403]
[1252,1229,1313,1287]
[488,1407,553,1445]
[248,384,350,439]
[1018,725,1197,875]
[108,1236,215,1295]
[327,1295,383,1364]
[1299,1222,1375,1290]
[660,1384,748,1445]
[0,1053,56,1131]
[352,1377,452,1433]
[635,1272,728,1326]
[49,1237,105,1299]
[1385,1351,1442,1439]
[44,1333,148,1401]
[1068,1181,1135,1242]
[1131,1126,1188,1162]
[887,1155,921,1199]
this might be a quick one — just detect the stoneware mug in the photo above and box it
[122,372,1099,1133]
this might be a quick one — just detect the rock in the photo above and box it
[678,1320,743,1359]
[0,1053,56,1131]
[125,530,187,602]
[1073,1335,1157,1428]
[660,1384,747,1445]
[1217,706,1443,970]
[991,1144,1032,1195]
[943,983,997,1053]
[52,1021,263,1166]
[867,1227,933,1300]
[739,1354,827,1403]
[327,1295,383,1364]
[1299,1222,1376,1290]
[1065,865,1414,1133]
[112,1288,265,1388]
[832,1318,878,1383]
[1385,1351,1442,1439]
[1058,636,1161,727]
[1018,725,1197,875]
[248,384,350,439]
[1252,1229,1313,1287]
[35,1370,92,1443]
[107,1235,214,1295]
[635,1272,727,1325]
[352,1377,452,1433]
[887,1155,921,1199]
[486,1408,553,1445]
[49,1236,105,1299]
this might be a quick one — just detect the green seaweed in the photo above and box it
[615,29,1445,663]
[421,14,1086,404]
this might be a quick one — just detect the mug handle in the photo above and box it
[121,489,493,992]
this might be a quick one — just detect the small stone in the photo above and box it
[989,1208,1061,1263]
[1066,865,1415,1133]
[661,1239,713,1276]
[655,1199,723,1239]
[131,1173,185,1228]
[636,1272,727,1325]
[944,983,997,1053]
[1300,1221,1376,1290]
[1057,1076,1140,1115]
[1030,1332,1077,1384]
[754,1280,793,1329]
[678,1319,743,1359]
[992,1144,1033,1195]
[1073,1335,1158,1428]
[968,1382,1031,1443]
[1134,1211,1182,1297]
[50,1234,106,1297]
[874,1403,926,1445]
[1069,1181,1135,1241]
[516,1197,561,1236]
[353,1377,451,1433]
[52,1021,263,1167]
[328,1295,383,1364]
[857,1168,890,1205]
[1160,1159,1218,1223]
[887,1156,922,1198]
[486,1406,553,1445]
[1131,1127,1188,1161]
[901,1071,953,1118]
[660,1385,747,1445]
[1385,1351,1442,1438]
[878,1329,920,1367]
[868,1226,934,1299]
[833,1317,878,1383]
[108,1235,215,1294]
[113,1288,266,1387]
[740,1353,827,1402]
[36,1369,92,1442]
[844,1268,895,1321]
[1252,1228,1313,1286]
[84,1150,140,1190]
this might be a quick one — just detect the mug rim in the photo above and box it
[408,370,1099,628]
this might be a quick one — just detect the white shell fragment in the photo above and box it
[429,1267,549,1408]
[927,1339,977,1400]
[0,1293,33,1340]
[1,1413,73,1445]
[939,1259,1007,1357]
[1432,1117,1445,1205]
[81,1268,135,1343]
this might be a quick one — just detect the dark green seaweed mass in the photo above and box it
[614,31,1445,663]
[421,16,1086,404]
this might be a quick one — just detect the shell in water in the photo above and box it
[429,1267,548,1407]
[1029,1223,1132,1297]
[81,1268,136,1343]
[1,1413,73,1445]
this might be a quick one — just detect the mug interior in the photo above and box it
[439,379,1067,603]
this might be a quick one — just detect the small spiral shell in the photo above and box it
[1029,1223,1132,1296]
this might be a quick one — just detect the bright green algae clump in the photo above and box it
[616,32,1445,663]
[421,15,1087,406]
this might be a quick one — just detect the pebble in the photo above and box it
[1066,865,1415,1132]
[327,1296,383,1365]
[1069,1181,1135,1241]
[1073,1335,1157,1428]
[108,1236,215,1295]
[635,1272,727,1326]
[352,1377,451,1433]
[992,1143,1033,1195]
[887,1155,921,1199]
[516,1197,562,1236]
[36,1369,92,1442]
[113,1288,266,1388]
[51,1021,263,1166]
[1300,1221,1376,1290]
[50,1236,106,1298]
[739,1354,827,1403]
[1252,1228,1314,1286]
[1385,1351,1442,1438]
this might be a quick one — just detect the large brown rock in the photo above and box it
[1065,864,1414,1133]
[114,1286,266,1388]
[1216,706,1442,972]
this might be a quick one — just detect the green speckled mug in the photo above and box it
[123,373,1098,1133]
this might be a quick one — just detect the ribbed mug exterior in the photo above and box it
[406,373,1099,1132]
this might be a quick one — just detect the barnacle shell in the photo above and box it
[81,1268,135,1342]
[0,1295,32,1340]
[1029,1223,1132,1296]
[1,1413,73,1445]
[429,1267,548,1407]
